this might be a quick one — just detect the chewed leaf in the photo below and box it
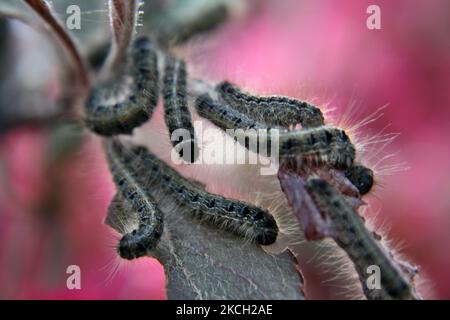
[106,191,304,300]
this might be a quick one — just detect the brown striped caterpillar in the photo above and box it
[162,54,198,163]
[195,94,355,169]
[216,81,325,128]
[104,139,164,260]
[112,140,279,245]
[85,37,159,136]
[305,178,419,300]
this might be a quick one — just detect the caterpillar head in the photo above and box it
[251,207,279,246]
[345,164,374,195]
[117,231,146,260]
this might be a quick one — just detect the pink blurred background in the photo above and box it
[1,0,449,299]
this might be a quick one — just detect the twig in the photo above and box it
[103,0,138,76]
[23,0,90,89]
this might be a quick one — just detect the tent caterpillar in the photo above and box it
[85,37,159,136]
[112,140,279,245]
[216,81,325,128]
[195,94,355,169]
[195,93,268,130]
[105,139,164,260]
[162,54,198,163]
[305,178,419,300]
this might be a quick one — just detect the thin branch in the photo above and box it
[23,0,90,89]
[103,0,137,75]
[0,8,82,123]
[0,9,46,35]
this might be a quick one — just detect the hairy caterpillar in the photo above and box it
[195,93,268,130]
[195,94,355,169]
[305,178,419,300]
[85,37,159,136]
[162,54,198,163]
[105,139,164,260]
[216,81,325,128]
[112,140,279,245]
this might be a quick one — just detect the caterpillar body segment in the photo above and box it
[162,54,198,162]
[85,37,159,136]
